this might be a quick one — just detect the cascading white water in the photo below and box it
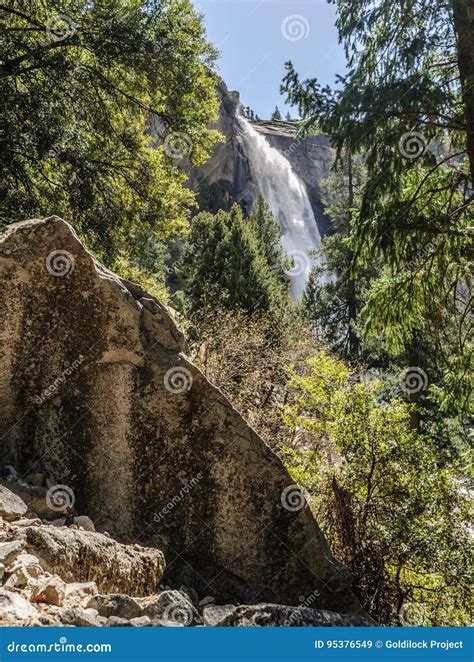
[238,116,322,299]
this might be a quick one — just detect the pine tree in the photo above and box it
[271,106,282,121]
[302,155,374,356]
[250,195,290,287]
[282,0,473,416]
[179,203,289,319]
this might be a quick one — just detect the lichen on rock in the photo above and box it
[0,217,359,613]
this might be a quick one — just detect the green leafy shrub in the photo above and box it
[281,351,472,625]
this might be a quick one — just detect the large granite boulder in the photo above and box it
[0,217,358,612]
[202,604,373,627]
[23,526,165,596]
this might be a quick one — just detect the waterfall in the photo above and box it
[238,116,322,299]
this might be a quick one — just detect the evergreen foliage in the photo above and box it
[178,199,291,320]
[282,352,472,626]
[282,0,473,416]
[0,0,221,290]
[271,105,282,121]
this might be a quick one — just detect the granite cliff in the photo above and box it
[188,83,335,237]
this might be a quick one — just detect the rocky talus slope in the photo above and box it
[0,217,371,626]
[0,481,370,627]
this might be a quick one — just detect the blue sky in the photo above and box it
[193,0,345,119]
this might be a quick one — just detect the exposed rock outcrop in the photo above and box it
[188,83,335,235]
[202,604,372,627]
[0,506,167,626]
[0,217,359,613]
[0,485,27,521]
[23,526,165,596]
[0,485,372,626]
[187,82,251,208]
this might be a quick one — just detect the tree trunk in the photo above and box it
[451,0,474,185]
[346,152,361,355]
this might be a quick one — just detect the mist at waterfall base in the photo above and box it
[238,116,323,300]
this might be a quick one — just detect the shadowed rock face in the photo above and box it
[0,217,358,611]
[188,83,335,236]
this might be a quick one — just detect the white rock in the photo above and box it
[12,552,41,568]
[130,615,151,627]
[32,575,66,606]
[0,485,28,521]
[65,581,98,606]
[5,552,44,589]
[87,594,142,620]
[3,568,27,589]
[0,589,37,620]
[61,606,102,627]
[0,539,25,566]
[14,518,42,527]
[73,516,95,532]
[201,604,236,626]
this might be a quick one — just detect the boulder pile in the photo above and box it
[0,481,371,627]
